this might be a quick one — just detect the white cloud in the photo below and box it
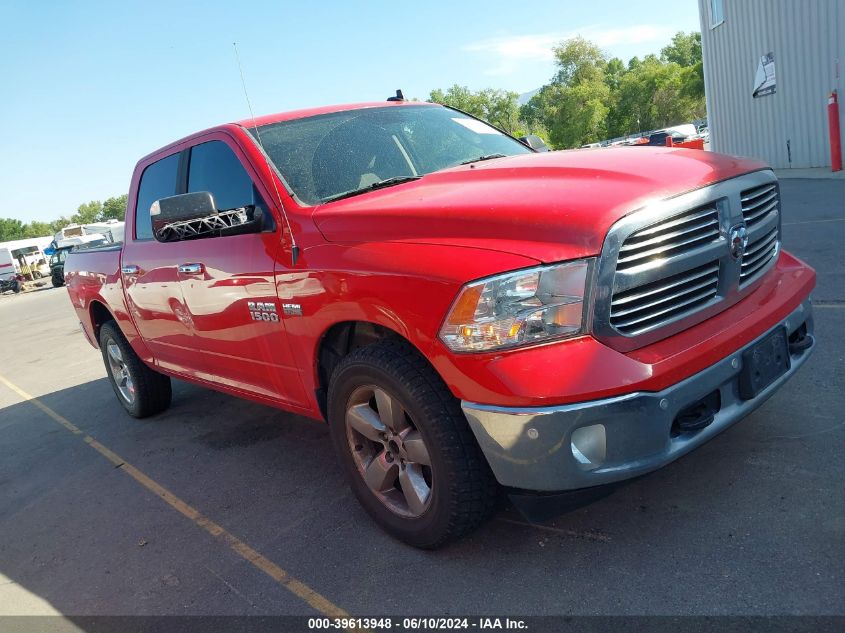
[464,24,674,76]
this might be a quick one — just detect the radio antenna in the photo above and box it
[233,42,300,265]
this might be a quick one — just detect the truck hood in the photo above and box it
[313,147,769,263]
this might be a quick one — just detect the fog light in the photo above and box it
[571,424,606,466]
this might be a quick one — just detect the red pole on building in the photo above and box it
[829,90,843,172]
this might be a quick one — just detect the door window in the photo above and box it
[135,153,180,240]
[188,141,269,213]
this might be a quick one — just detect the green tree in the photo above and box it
[661,32,702,68]
[24,221,53,238]
[101,194,128,221]
[0,218,26,241]
[522,37,611,148]
[610,56,704,136]
[661,31,704,104]
[604,57,627,92]
[50,216,72,234]
[428,85,524,134]
[680,61,705,102]
[552,37,607,85]
[72,201,103,225]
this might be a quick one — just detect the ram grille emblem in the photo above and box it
[729,224,749,261]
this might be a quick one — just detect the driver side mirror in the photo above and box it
[151,191,265,242]
[518,134,550,152]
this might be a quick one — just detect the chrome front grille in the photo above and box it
[616,205,720,271]
[738,182,780,285]
[610,262,720,334]
[593,170,782,352]
[741,226,779,283]
[741,183,779,227]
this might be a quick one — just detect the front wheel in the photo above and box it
[327,340,499,548]
[99,321,172,418]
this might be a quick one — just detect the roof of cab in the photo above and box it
[233,100,438,128]
[137,101,438,166]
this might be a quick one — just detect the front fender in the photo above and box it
[279,241,540,408]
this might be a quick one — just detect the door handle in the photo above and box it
[178,263,204,275]
[121,265,140,275]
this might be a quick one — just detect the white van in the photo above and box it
[0,247,15,281]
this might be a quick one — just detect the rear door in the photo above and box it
[122,152,203,378]
[174,136,306,406]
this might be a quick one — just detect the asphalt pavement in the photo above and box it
[0,179,842,622]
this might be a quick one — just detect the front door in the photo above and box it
[175,137,306,407]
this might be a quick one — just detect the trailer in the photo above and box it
[0,239,52,282]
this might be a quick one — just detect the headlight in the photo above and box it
[439,259,593,352]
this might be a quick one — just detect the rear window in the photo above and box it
[134,153,180,240]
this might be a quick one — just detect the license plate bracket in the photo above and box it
[738,327,791,400]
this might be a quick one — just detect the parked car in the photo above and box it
[64,100,816,548]
[49,248,71,287]
[646,130,689,146]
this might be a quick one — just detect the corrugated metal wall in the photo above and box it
[698,0,845,168]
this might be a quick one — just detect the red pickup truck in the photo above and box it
[65,100,816,548]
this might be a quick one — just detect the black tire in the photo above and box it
[99,320,172,418]
[51,274,64,288]
[327,340,499,548]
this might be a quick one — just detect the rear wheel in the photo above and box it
[328,340,499,548]
[99,321,171,418]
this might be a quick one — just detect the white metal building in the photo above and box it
[698,0,844,168]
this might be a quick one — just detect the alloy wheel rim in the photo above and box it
[106,340,135,404]
[345,385,433,518]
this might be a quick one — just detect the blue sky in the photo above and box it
[0,0,700,223]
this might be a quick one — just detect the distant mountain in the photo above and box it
[518,88,541,105]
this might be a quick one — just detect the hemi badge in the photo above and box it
[282,303,303,316]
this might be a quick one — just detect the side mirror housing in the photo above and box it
[151,192,217,235]
[518,134,550,152]
[151,192,263,242]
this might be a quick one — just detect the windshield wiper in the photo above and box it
[322,176,422,203]
[459,153,507,166]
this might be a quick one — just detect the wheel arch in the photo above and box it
[314,320,431,420]
[88,300,116,346]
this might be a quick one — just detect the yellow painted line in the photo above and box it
[0,375,84,436]
[0,374,351,620]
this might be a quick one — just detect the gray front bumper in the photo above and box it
[462,300,815,492]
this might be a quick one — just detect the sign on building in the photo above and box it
[752,52,777,98]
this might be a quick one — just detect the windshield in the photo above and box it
[250,105,532,205]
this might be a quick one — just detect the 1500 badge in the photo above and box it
[247,301,279,322]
